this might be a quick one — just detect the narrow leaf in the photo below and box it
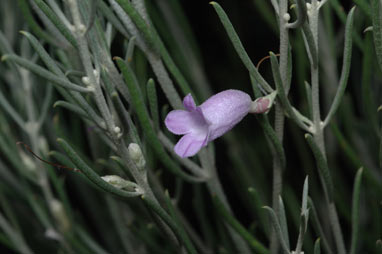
[302,22,318,68]
[302,176,309,212]
[373,0,382,71]
[350,168,364,254]
[269,52,311,131]
[113,0,194,101]
[85,0,97,34]
[2,54,93,93]
[125,36,136,62]
[98,0,129,37]
[308,198,333,254]
[277,197,290,250]
[114,0,158,51]
[324,7,355,126]
[352,0,371,17]
[305,134,334,201]
[210,1,273,93]
[16,0,58,46]
[314,238,321,254]
[57,138,141,199]
[263,206,290,254]
[33,0,77,48]
[250,75,286,169]
[53,101,89,120]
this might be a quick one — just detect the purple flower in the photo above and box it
[165,89,252,157]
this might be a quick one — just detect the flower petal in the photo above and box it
[165,110,192,134]
[174,133,208,158]
[165,109,208,135]
[183,94,196,111]
[200,89,251,141]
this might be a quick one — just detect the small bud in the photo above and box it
[283,13,291,22]
[114,126,121,134]
[93,69,99,78]
[128,143,146,169]
[101,175,138,191]
[306,3,311,10]
[249,91,277,114]
[81,76,90,85]
[114,126,122,138]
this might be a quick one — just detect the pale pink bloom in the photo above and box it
[165,89,252,157]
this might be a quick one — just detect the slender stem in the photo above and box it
[68,0,115,135]
[270,106,285,254]
[69,0,147,194]
[21,68,55,211]
[328,203,346,254]
[311,62,324,152]
[309,2,346,253]
[271,0,289,252]
[20,68,72,250]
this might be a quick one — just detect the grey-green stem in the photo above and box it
[309,2,346,253]
[21,67,71,251]
[270,0,289,253]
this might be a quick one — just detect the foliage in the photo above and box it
[0,0,381,253]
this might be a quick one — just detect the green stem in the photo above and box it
[199,150,251,253]
[350,168,363,254]
[213,196,269,254]
[142,195,197,254]
[207,174,251,253]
